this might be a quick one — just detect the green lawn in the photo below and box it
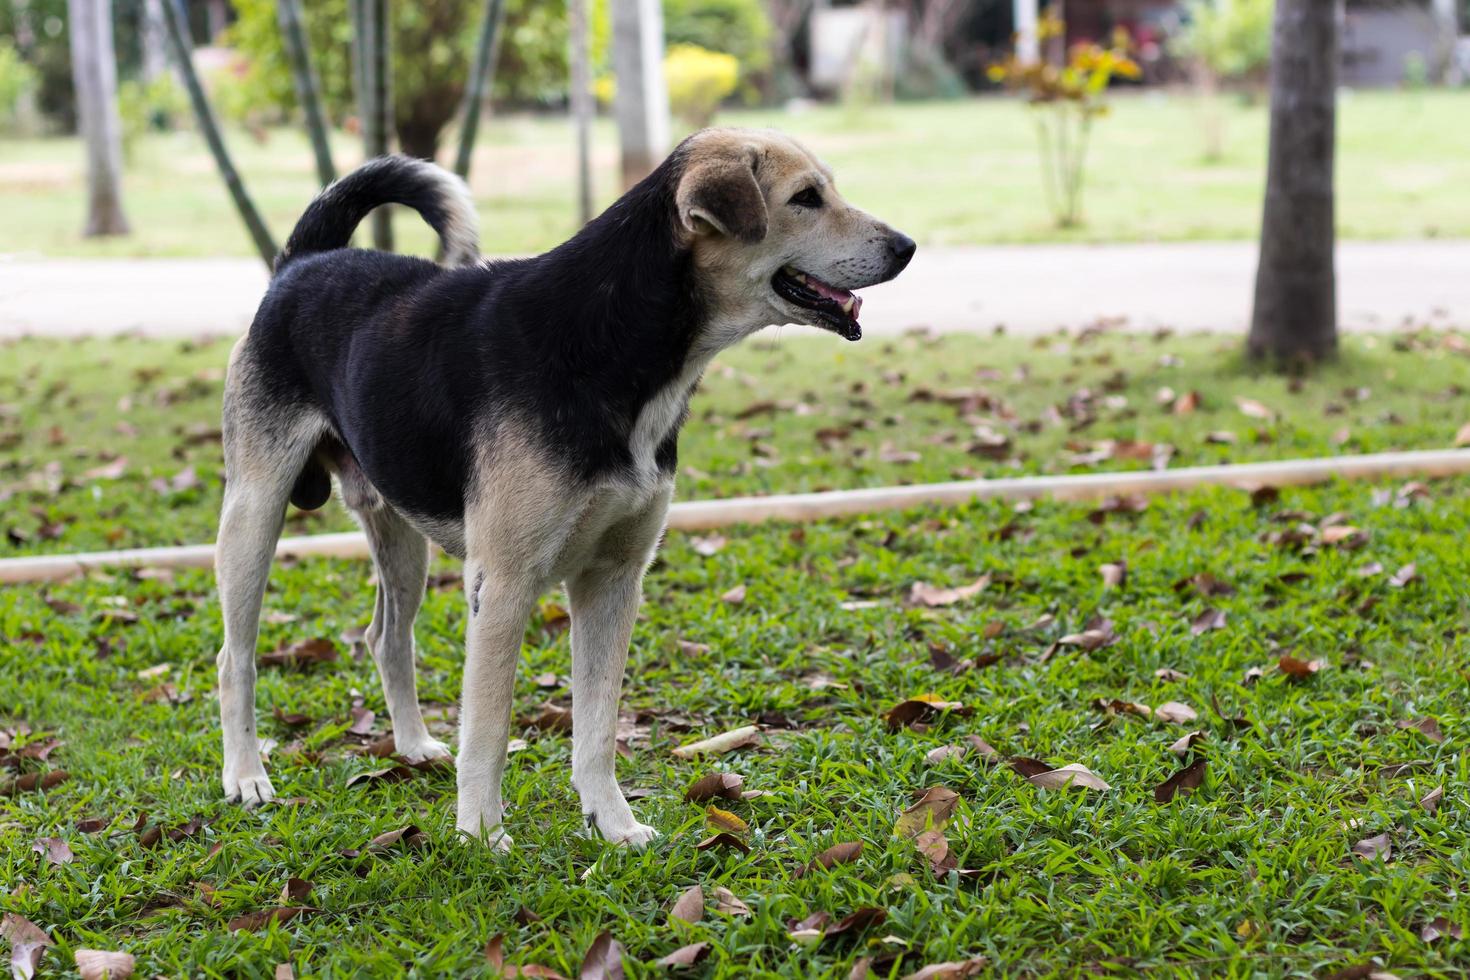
[3,330,1470,977]
[4,89,1470,261]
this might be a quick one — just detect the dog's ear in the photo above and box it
[676,148,768,244]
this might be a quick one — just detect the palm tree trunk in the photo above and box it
[453,0,506,180]
[1247,0,1338,364]
[68,0,130,237]
[276,0,335,187]
[568,0,593,226]
[161,0,277,266]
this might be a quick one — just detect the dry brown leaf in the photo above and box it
[1099,561,1127,589]
[671,725,759,759]
[1351,832,1392,862]
[346,765,417,789]
[226,907,315,932]
[668,885,703,925]
[914,827,954,876]
[924,744,966,765]
[1396,717,1444,743]
[32,837,73,866]
[1278,654,1325,679]
[1168,731,1206,757]
[1027,763,1110,792]
[2,913,52,980]
[908,575,991,608]
[1190,608,1227,636]
[705,805,747,834]
[74,949,136,980]
[1154,701,1199,725]
[690,534,726,557]
[280,878,314,904]
[1420,785,1444,814]
[1388,563,1418,588]
[895,786,960,838]
[2,770,71,794]
[801,840,863,877]
[884,694,972,731]
[275,964,294,980]
[1154,758,1208,803]
[578,932,624,980]
[348,706,376,736]
[367,824,428,852]
[1321,525,1368,549]
[823,907,887,942]
[684,772,744,802]
[693,832,749,854]
[901,957,990,980]
[711,886,750,917]
[1154,667,1189,682]
[654,942,710,968]
[1420,916,1463,943]
[720,584,747,605]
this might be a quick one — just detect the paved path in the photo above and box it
[2,241,1466,338]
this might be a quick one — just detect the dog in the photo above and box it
[215,128,914,849]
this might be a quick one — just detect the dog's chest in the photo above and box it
[625,356,708,477]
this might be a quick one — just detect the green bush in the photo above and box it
[117,74,188,154]
[663,0,770,98]
[0,40,39,131]
[1173,0,1273,80]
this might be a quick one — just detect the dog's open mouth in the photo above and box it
[772,266,863,341]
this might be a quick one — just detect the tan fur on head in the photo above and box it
[671,127,912,348]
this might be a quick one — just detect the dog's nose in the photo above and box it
[887,232,916,277]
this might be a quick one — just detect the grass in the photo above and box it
[3,329,1470,977]
[4,89,1470,260]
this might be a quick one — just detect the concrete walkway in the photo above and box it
[2,241,1466,338]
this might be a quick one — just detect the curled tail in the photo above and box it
[276,155,479,272]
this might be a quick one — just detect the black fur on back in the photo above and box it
[246,143,706,532]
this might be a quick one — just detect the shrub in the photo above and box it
[1172,0,1273,81]
[663,0,770,98]
[664,43,738,127]
[0,41,39,132]
[117,74,188,155]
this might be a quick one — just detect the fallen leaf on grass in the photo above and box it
[2,770,70,794]
[720,584,747,605]
[900,957,991,980]
[1099,561,1127,589]
[346,765,417,789]
[1210,693,1253,730]
[694,833,749,854]
[1321,525,1368,549]
[914,828,955,876]
[1154,758,1208,803]
[1396,718,1444,743]
[1235,397,1276,421]
[823,907,887,942]
[1189,608,1227,636]
[259,638,338,669]
[1168,731,1206,757]
[1092,698,1152,720]
[579,931,624,980]
[909,576,990,607]
[31,837,73,865]
[1389,563,1418,588]
[1420,916,1463,943]
[526,703,573,733]
[705,806,747,834]
[1056,620,1119,652]
[280,878,314,903]
[671,725,759,759]
[1278,654,1325,679]
[275,964,294,980]
[1010,759,1109,791]
[690,534,726,557]
[1154,701,1198,725]
[366,825,427,852]
[684,772,743,802]
[884,695,972,731]
[655,942,709,968]
[226,907,316,932]
[2,913,52,980]
[711,886,750,917]
[74,949,136,980]
[1154,667,1189,682]
[1420,786,1444,814]
[894,787,959,837]
[800,841,863,876]
[668,885,703,925]
[485,934,569,979]
[348,707,376,736]
[1351,832,1392,862]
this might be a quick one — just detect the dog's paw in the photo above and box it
[395,737,453,766]
[457,826,514,853]
[598,818,659,849]
[224,772,276,808]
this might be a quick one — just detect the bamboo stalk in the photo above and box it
[276,0,335,187]
[3,449,1468,585]
[161,0,277,268]
[367,0,393,249]
[453,0,506,181]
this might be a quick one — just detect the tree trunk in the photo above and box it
[611,0,670,191]
[141,0,169,83]
[1247,0,1338,364]
[361,0,393,249]
[69,0,130,237]
[277,0,335,187]
[568,0,593,226]
[453,0,506,180]
[162,0,277,267]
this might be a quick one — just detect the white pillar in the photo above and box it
[612,0,670,190]
[1013,0,1039,64]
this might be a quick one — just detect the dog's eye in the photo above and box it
[788,187,823,209]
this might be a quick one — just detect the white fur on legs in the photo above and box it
[216,485,287,807]
[359,507,451,765]
[568,563,656,846]
[455,565,536,851]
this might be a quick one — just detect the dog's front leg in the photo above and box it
[455,564,537,851]
[567,560,657,847]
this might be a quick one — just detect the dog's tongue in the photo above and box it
[809,276,862,320]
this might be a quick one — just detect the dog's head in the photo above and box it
[672,128,915,344]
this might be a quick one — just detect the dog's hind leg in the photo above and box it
[359,505,450,765]
[216,425,314,807]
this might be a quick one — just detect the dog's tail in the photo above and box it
[276,155,479,272]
